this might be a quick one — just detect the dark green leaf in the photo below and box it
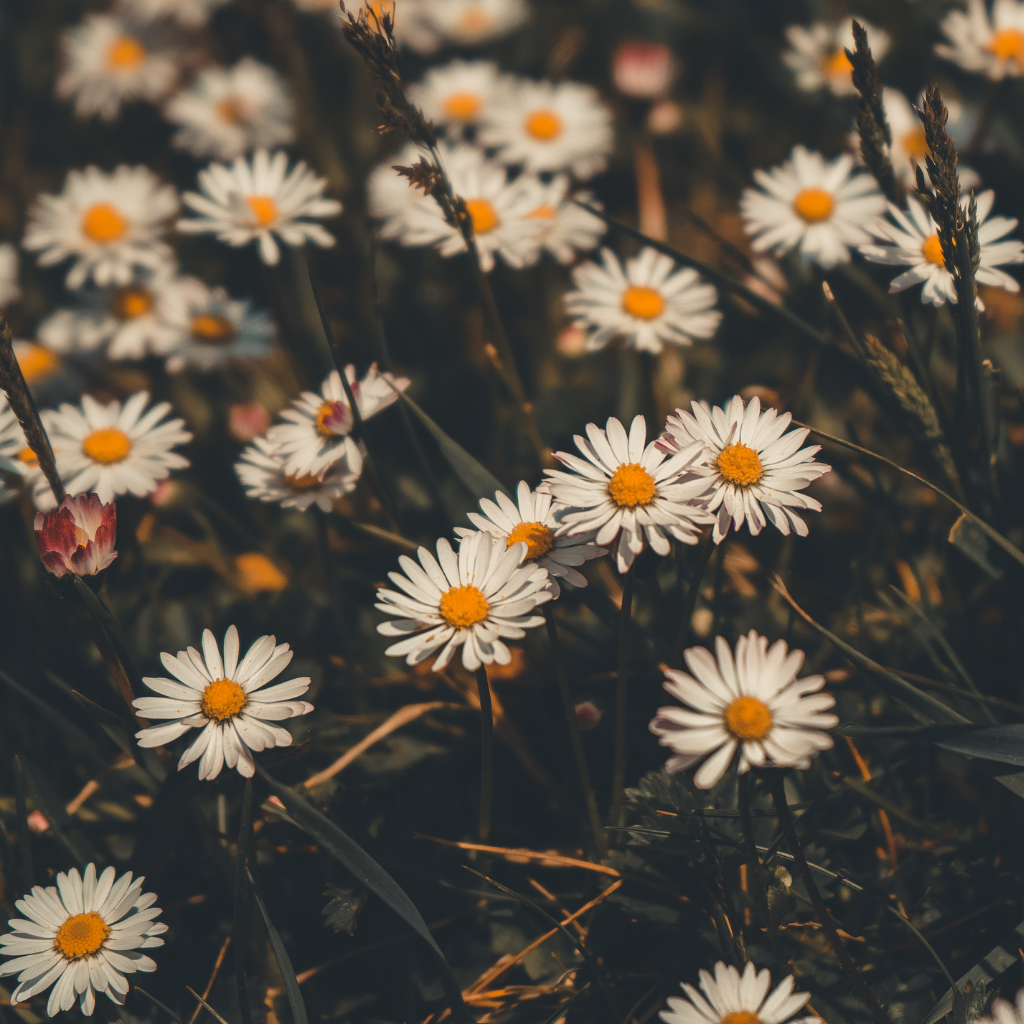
[247,868,308,1024]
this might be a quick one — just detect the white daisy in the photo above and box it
[0,243,21,305]
[235,435,360,512]
[660,961,816,1024]
[419,0,528,51]
[660,396,830,544]
[116,0,231,28]
[156,276,277,372]
[517,177,607,263]
[0,864,166,1018]
[56,13,179,121]
[975,992,1024,1024]
[375,531,552,672]
[177,149,342,266]
[937,0,1024,79]
[542,415,715,574]
[266,363,409,477]
[40,391,192,509]
[134,625,314,780]
[0,402,39,502]
[860,191,1024,306]
[478,79,614,179]
[454,481,606,597]
[13,342,64,394]
[23,165,178,290]
[407,60,504,132]
[740,145,886,269]
[165,58,296,160]
[782,18,891,97]
[564,247,721,354]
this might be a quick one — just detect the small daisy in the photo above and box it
[860,192,1024,306]
[0,864,166,1018]
[23,165,178,290]
[14,342,64,394]
[651,632,838,788]
[408,60,504,132]
[41,391,192,508]
[421,0,528,51]
[0,243,20,305]
[479,79,614,179]
[542,415,715,574]
[740,145,886,269]
[116,0,231,28]
[235,435,360,512]
[177,149,342,266]
[660,396,830,544]
[56,13,178,121]
[518,177,607,263]
[156,276,277,372]
[660,961,817,1024]
[782,18,891,97]
[975,991,1024,1024]
[564,247,721,354]
[937,0,1024,79]
[134,625,314,780]
[455,481,606,597]
[375,531,552,672]
[0,403,40,501]
[165,58,296,160]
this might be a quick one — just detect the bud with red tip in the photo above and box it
[612,41,677,100]
[34,493,117,579]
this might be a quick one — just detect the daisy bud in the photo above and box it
[612,41,677,100]
[34,493,117,579]
[228,401,271,442]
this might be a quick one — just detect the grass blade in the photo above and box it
[234,781,254,1024]
[246,869,308,1024]
[12,756,33,893]
[186,987,231,1024]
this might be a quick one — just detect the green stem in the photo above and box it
[609,564,636,831]
[234,781,254,1024]
[475,666,494,842]
[737,772,769,925]
[672,529,715,666]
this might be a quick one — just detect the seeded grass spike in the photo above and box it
[848,19,898,203]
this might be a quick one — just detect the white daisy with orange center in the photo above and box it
[860,192,1024,307]
[376,531,552,672]
[177,149,342,266]
[420,0,528,51]
[937,0,1024,78]
[517,175,607,264]
[236,435,360,512]
[56,13,179,121]
[564,246,722,354]
[660,395,830,544]
[24,165,178,290]
[40,391,192,509]
[118,0,230,28]
[739,145,886,269]
[408,60,504,132]
[542,415,715,574]
[0,864,166,1017]
[650,631,838,789]
[134,625,314,780]
[781,18,890,96]
[0,401,41,504]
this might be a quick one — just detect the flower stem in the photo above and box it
[769,770,894,1024]
[544,606,606,859]
[736,773,769,925]
[234,780,255,1024]
[475,666,494,841]
[609,563,636,831]
[671,528,715,666]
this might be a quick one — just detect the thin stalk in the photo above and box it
[672,529,715,666]
[474,666,494,842]
[610,564,636,831]
[13,756,33,893]
[737,773,769,924]
[234,782,255,1024]
[768,770,895,1024]
[544,607,606,859]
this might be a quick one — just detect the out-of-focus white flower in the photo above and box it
[0,244,20,305]
[408,60,505,131]
[116,0,230,27]
[412,0,528,53]
[517,177,607,263]
[782,18,890,96]
[612,40,677,99]
[937,0,1024,78]
[236,436,360,512]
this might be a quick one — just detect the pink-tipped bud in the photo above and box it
[575,700,602,731]
[228,401,271,442]
[34,493,117,579]
[612,41,677,100]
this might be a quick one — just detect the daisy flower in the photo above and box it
[375,531,552,672]
[408,60,505,132]
[612,41,678,100]
[0,243,20,305]
[134,625,314,780]
[478,79,614,179]
[156,277,276,372]
[975,991,1024,1024]
[116,0,230,28]
[542,415,715,574]
[0,403,40,502]
[165,58,296,160]
[41,391,192,509]
[235,435,360,512]
[782,18,890,97]
[860,192,1024,306]
[56,13,178,121]
[267,363,408,477]
[661,961,817,1024]
[14,341,64,394]
[23,165,178,290]
[518,177,607,263]
[740,145,886,269]
[564,247,722,354]
[177,149,342,266]
[650,631,838,788]
[0,865,165,1017]
[937,0,1024,79]
[420,0,528,51]
[455,481,606,597]
[660,396,830,544]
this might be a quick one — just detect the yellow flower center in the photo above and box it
[201,678,248,721]
[17,447,38,466]
[987,27,1024,63]
[716,442,763,487]
[722,1012,762,1024]
[607,462,657,508]
[191,313,237,344]
[524,109,563,141]
[464,198,499,235]
[439,584,490,628]
[506,521,555,560]
[823,46,853,78]
[315,399,349,437]
[792,187,835,224]
[235,551,288,592]
[901,127,930,162]
[16,343,60,384]
[442,91,482,120]
[922,233,946,266]
[106,36,146,70]
[109,287,154,320]
[724,696,773,741]
[82,427,132,465]
[525,203,557,220]
[217,99,245,123]
[54,912,109,961]
[285,471,323,490]
[621,285,666,320]
[81,203,128,243]
[247,195,278,226]
[458,8,491,34]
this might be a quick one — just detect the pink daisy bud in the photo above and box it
[34,493,117,579]
[612,41,677,100]
[228,401,271,442]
